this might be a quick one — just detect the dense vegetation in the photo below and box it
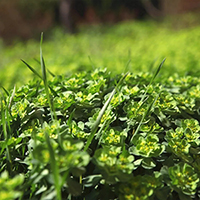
[1,19,200,200]
[1,57,200,199]
[1,19,200,89]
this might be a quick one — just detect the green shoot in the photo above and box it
[140,58,165,103]
[128,58,165,138]
[40,33,56,121]
[0,91,12,169]
[21,59,43,79]
[130,94,159,143]
[84,72,128,151]
[40,33,60,199]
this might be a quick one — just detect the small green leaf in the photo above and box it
[83,174,102,187]
[142,157,156,169]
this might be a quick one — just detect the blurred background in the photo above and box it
[1,0,200,88]
[1,0,200,40]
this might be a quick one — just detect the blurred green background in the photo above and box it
[1,0,200,89]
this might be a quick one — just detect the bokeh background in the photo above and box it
[1,0,200,88]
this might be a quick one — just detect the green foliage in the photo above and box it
[94,146,135,183]
[1,58,200,199]
[0,171,24,200]
[119,172,163,200]
[2,30,200,199]
[1,20,200,89]
[168,163,199,196]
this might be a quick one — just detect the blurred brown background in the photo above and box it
[0,0,200,41]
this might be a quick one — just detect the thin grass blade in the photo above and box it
[150,58,166,84]
[34,58,55,77]
[84,89,115,151]
[8,85,16,110]
[0,86,9,96]
[127,59,165,140]
[21,59,42,79]
[140,58,165,103]
[21,60,59,99]
[1,93,7,140]
[39,33,60,198]
[40,33,56,120]
[130,94,159,143]
[47,69,56,78]
[40,33,47,87]
[0,93,12,166]
[84,73,128,151]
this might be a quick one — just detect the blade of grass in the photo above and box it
[84,72,128,151]
[40,33,56,120]
[130,94,159,143]
[96,115,113,147]
[34,58,56,77]
[88,56,95,70]
[21,59,43,79]
[40,33,61,199]
[5,85,16,135]
[0,86,9,96]
[40,33,48,88]
[124,59,131,74]
[128,58,165,126]
[0,86,13,135]
[84,88,115,152]
[140,58,165,103]
[47,69,56,78]
[22,59,58,97]
[0,92,12,170]
[8,85,16,110]
[128,58,165,142]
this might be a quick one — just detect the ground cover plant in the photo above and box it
[1,17,200,89]
[1,35,200,199]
